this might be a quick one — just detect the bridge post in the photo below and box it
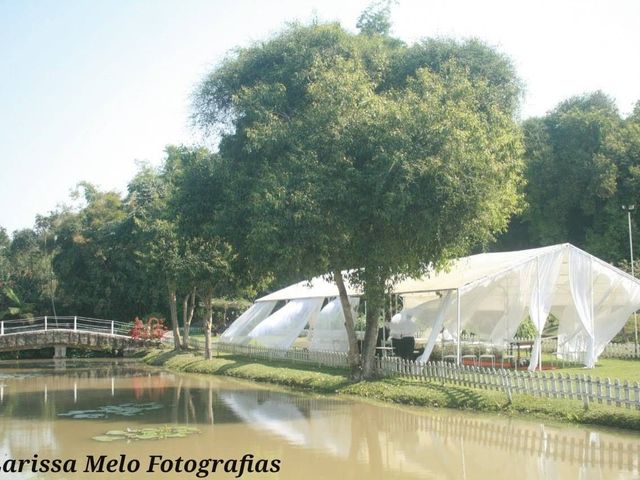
[1,321,3,335]
[44,316,48,331]
[54,346,67,358]
[74,316,77,331]
[111,321,114,335]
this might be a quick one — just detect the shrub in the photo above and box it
[129,317,166,340]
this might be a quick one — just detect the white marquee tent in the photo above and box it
[220,244,640,369]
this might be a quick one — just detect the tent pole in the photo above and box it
[590,256,595,368]
[382,297,386,346]
[456,288,461,366]
[536,256,542,371]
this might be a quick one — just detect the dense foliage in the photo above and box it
[0,148,249,354]
[497,92,640,264]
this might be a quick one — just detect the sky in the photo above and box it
[1,0,639,234]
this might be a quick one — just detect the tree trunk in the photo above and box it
[182,294,189,348]
[181,287,196,350]
[334,270,361,379]
[168,284,182,350]
[361,278,386,379]
[203,290,213,360]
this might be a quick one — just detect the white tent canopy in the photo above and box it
[308,297,360,353]
[221,244,640,368]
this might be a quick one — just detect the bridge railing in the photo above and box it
[0,316,132,337]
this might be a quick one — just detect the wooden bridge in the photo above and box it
[0,316,158,357]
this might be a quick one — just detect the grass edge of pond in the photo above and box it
[143,349,640,432]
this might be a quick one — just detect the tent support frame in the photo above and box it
[590,255,595,367]
[536,256,542,371]
[456,288,461,366]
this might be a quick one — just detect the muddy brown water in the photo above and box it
[0,359,638,479]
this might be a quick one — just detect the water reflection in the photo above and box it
[0,360,639,479]
[221,388,640,478]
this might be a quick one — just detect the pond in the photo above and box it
[0,359,638,479]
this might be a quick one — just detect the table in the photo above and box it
[376,346,394,358]
[509,340,534,368]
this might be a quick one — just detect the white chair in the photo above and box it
[479,353,496,368]
[461,354,477,366]
[501,353,516,369]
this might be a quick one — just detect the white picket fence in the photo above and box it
[459,336,640,359]
[543,338,640,359]
[600,342,640,359]
[384,358,640,410]
[215,342,351,368]
[213,341,640,410]
[541,338,640,359]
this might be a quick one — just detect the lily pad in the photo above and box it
[58,402,163,419]
[92,425,200,442]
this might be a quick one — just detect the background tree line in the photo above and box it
[1,3,639,375]
[498,92,640,265]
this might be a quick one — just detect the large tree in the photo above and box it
[166,145,259,358]
[193,19,524,378]
[126,157,191,350]
[129,146,242,355]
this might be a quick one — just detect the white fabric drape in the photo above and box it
[247,298,323,349]
[487,262,532,343]
[554,304,588,362]
[528,249,563,370]
[390,293,441,338]
[415,291,454,363]
[568,249,596,367]
[308,297,360,352]
[555,252,640,366]
[219,301,277,345]
[592,260,640,361]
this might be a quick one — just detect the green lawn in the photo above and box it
[548,358,640,383]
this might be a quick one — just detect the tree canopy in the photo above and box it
[193,20,525,377]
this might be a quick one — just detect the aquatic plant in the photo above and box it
[92,425,200,442]
[58,402,163,419]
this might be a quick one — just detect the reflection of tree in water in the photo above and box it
[0,374,242,425]
[0,359,147,380]
[347,404,383,476]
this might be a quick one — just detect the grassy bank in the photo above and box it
[144,349,640,432]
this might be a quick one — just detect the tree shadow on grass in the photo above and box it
[427,383,499,410]
[146,349,184,365]
[382,377,506,410]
